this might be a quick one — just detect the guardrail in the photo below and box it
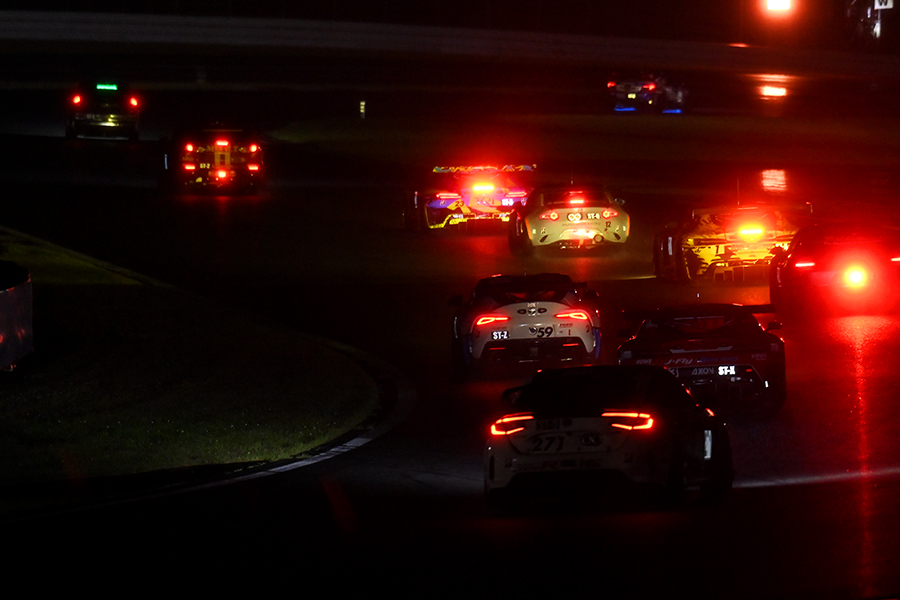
[3,10,900,79]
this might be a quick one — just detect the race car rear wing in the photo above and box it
[433,164,536,174]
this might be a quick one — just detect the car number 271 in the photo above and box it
[530,326,554,338]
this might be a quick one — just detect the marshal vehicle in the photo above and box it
[451,273,601,374]
[406,164,535,231]
[508,185,629,255]
[161,124,264,192]
[654,201,813,282]
[66,82,140,140]
[769,223,900,315]
[607,73,687,114]
[617,303,786,415]
[484,365,732,513]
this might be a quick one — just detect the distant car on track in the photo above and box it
[161,124,264,192]
[617,303,786,415]
[484,365,732,513]
[508,185,629,255]
[769,223,900,315]
[406,164,535,231]
[66,82,140,140]
[654,201,813,282]
[451,273,601,374]
[607,73,687,114]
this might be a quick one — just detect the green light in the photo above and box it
[96,83,118,91]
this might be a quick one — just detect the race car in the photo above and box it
[607,73,687,114]
[654,201,813,282]
[65,82,140,140]
[451,273,601,374]
[508,185,629,255]
[161,124,264,192]
[484,365,732,513]
[406,164,535,231]
[769,223,900,315]
[617,303,786,414]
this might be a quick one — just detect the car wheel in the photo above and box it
[701,430,734,501]
[451,334,474,379]
[508,212,533,257]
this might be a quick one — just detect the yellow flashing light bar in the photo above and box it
[433,164,537,174]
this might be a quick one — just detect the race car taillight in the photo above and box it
[71,94,82,105]
[738,225,765,242]
[607,81,616,88]
[602,411,654,431]
[555,310,590,320]
[490,413,534,436]
[642,83,657,91]
[183,164,196,171]
[601,209,619,219]
[843,266,869,288]
[437,193,462,200]
[568,197,585,205]
[475,315,510,326]
[129,96,139,108]
[472,183,495,192]
[505,191,527,198]
[248,164,260,171]
[216,169,229,179]
[249,144,259,152]
[215,139,229,147]
[184,143,194,152]
[793,260,816,268]
[539,210,560,221]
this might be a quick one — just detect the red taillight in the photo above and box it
[793,260,816,268]
[216,169,228,179]
[215,139,229,147]
[183,164,196,171]
[607,81,616,88]
[249,144,259,152]
[248,164,260,171]
[436,192,462,200]
[505,191,527,198]
[643,83,657,91]
[555,310,590,320]
[184,143,194,152]
[491,413,534,436]
[71,94,82,105]
[843,266,869,288]
[475,315,510,326]
[569,197,585,205]
[602,411,654,430]
[472,183,495,192]
[539,210,559,221]
[129,96,138,107]
[602,209,619,219]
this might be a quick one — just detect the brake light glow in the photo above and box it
[216,169,228,179]
[183,164,196,171]
[602,209,619,219]
[215,139,229,147]
[891,257,900,262]
[184,143,194,152]
[437,192,462,199]
[490,413,534,436]
[505,191,527,197]
[738,225,764,241]
[555,310,590,320]
[540,210,559,221]
[569,197,586,205]
[249,144,259,152]
[607,81,616,88]
[843,266,869,288]
[794,261,816,268]
[475,315,510,326]
[71,94,82,105]
[129,96,138,107]
[602,411,654,430]
[643,83,657,91]
[248,164,260,171]
[473,183,495,192]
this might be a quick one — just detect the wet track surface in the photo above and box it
[3,59,900,595]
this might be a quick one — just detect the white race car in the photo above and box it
[508,186,629,255]
[451,273,601,374]
[484,365,733,513]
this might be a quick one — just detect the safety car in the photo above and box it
[484,365,732,513]
[451,273,601,374]
[617,303,786,414]
[161,124,264,192]
[654,201,813,282]
[607,73,687,114]
[769,223,900,315]
[508,185,629,255]
[406,164,535,231]
[66,82,140,140]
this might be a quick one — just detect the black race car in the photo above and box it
[617,303,786,415]
[607,73,687,114]
[161,124,264,193]
[769,223,900,315]
[66,82,140,140]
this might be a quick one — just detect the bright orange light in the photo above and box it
[555,310,590,320]
[216,169,228,179]
[472,183,495,192]
[248,164,259,171]
[794,261,816,268]
[738,225,765,241]
[767,0,791,10]
[475,315,510,326]
[844,267,869,288]
[491,413,534,436]
[602,411,654,430]
[760,86,788,98]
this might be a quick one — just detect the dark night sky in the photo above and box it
[4,1,894,50]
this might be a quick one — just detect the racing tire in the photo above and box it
[508,212,533,257]
[700,430,734,502]
[451,335,475,379]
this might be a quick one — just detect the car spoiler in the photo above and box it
[690,202,813,221]
[622,303,776,323]
[432,164,537,174]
